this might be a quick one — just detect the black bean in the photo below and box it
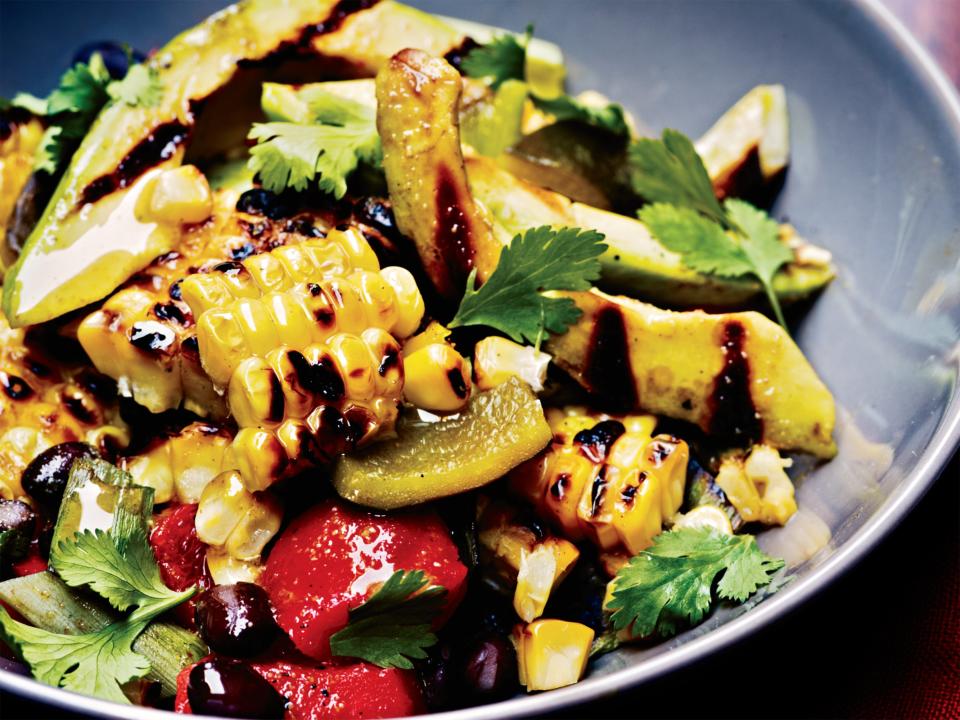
[21,442,99,511]
[71,41,145,80]
[418,642,455,710]
[461,635,518,700]
[195,583,280,657]
[187,657,286,719]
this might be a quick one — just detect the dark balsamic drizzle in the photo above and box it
[433,163,476,298]
[708,321,762,444]
[583,306,638,411]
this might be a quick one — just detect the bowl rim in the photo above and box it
[1,0,959,718]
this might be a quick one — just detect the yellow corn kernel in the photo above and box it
[515,539,580,623]
[362,328,403,397]
[674,506,734,534]
[144,165,213,225]
[228,358,284,429]
[205,548,264,585]
[474,337,551,392]
[196,470,282,561]
[225,428,289,493]
[403,343,471,413]
[403,321,450,356]
[645,436,688,522]
[327,226,380,272]
[715,445,796,526]
[350,270,399,334]
[379,266,424,338]
[513,620,594,691]
[328,333,378,403]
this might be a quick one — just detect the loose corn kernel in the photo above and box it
[122,423,231,504]
[195,470,282,560]
[511,411,689,555]
[402,321,450,356]
[145,165,213,225]
[715,445,796,526]
[674,505,734,534]
[513,620,594,691]
[474,336,551,392]
[403,343,471,413]
[205,548,264,585]
[477,498,580,623]
[379,266,424,338]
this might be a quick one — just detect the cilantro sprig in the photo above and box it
[448,226,607,345]
[0,506,194,703]
[329,570,447,669]
[461,25,629,137]
[633,130,793,327]
[9,51,162,175]
[606,527,784,639]
[248,90,381,199]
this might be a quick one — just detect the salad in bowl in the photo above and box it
[0,1,841,717]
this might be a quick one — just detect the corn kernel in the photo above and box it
[224,491,282,561]
[402,321,450,356]
[379,266,424,338]
[403,343,471,413]
[326,226,380,272]
[146,165,213,225]
[196,470,282,561]
[474,336,551,392]
[228,358,285,429]
[716,445,796,526]
[205,548,264,585]
[515,539,579,622]
[513,619,594,691]
[328,333,377,403]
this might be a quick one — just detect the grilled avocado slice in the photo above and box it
[1,0,465,327]
[545,289,836,458]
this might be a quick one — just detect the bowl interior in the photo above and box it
[1,0,959,717]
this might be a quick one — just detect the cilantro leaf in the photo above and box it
[46,55,111,118]
[531,94,629,136]
[724,198,793,327]
[0,612,151,705]
[448,226,607,345]
[329,570,446,669]
[107,64,163,108]
[247,92,380,199]
[629,129,731,229]
[9,92,48,115]
[607,527,784,638]
[461,25,531,89]
[639,203,753,278]
[53,528,192,614]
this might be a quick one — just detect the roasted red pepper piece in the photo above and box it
[262,499,467,660]
[149,503,211,628]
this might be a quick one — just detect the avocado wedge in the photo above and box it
[545,289,836,458]
[465,155,834,309]
[2,0,468,327]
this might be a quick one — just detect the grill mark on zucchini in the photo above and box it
[583,305,637,411]
[708,320,762,445]
[433,163,477,299]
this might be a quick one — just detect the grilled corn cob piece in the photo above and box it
[511,411,689,555]
[513,619,594,691]
[0,115,44,271]
[192,270,422,388]
[121,422,232,504]
[195,470,282,561]
[477,497,579,623]
[179,227,380,317]
[77,186,339,416]
[0,314,127,499]
[715,444,797,525]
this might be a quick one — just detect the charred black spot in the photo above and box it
[550,473,570,500]
[314,307,335,326]
[443,36,481,72]
[79,121,189,206]
[129,322,176,352]
[153,251,181,267]
[267,370,285,424]
[75,369,117,402]
[589,465,608,517]
[287,351,344,402]
[312,405,370,458]
[303,0,378,38]
[212,261,249,278]
[620,482,638,505]
[708,321,762,445]
[447,368,469,400]
[355,197,400,238]
[181,335,200,357]
[647,439,676,466]
[230,243,257,261]
[169,279,184,301]
[434,164,476,298]
[285,218,324,238]
[681,398,693,411]
[574,420,626,464]
[236,188,295,220]
[335,224,349,232]
[62,392,97,425]
[25,357,51,378]
[306,282,323,297]
[584,306,637,411]
[153,302,188,325]
[378,348,399,377]
[1,373,34,400]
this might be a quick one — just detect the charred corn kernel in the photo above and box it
[715,445,796,526]
[0,117,44,270]
[511,412,689,555]
[403,343,471,413]
[403,321,450,356]
[196,470,282,560]
[122,423,231,504]
[329,333,378,403]
[180,232,381,318]
[379,266,424,338]
[205,548,264,585]
[224,428,289,493]
[477,498,580,623]
[474,337,552,392]
[513,620,594,691]
[196,275,420,388]
[145,165,213,225]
